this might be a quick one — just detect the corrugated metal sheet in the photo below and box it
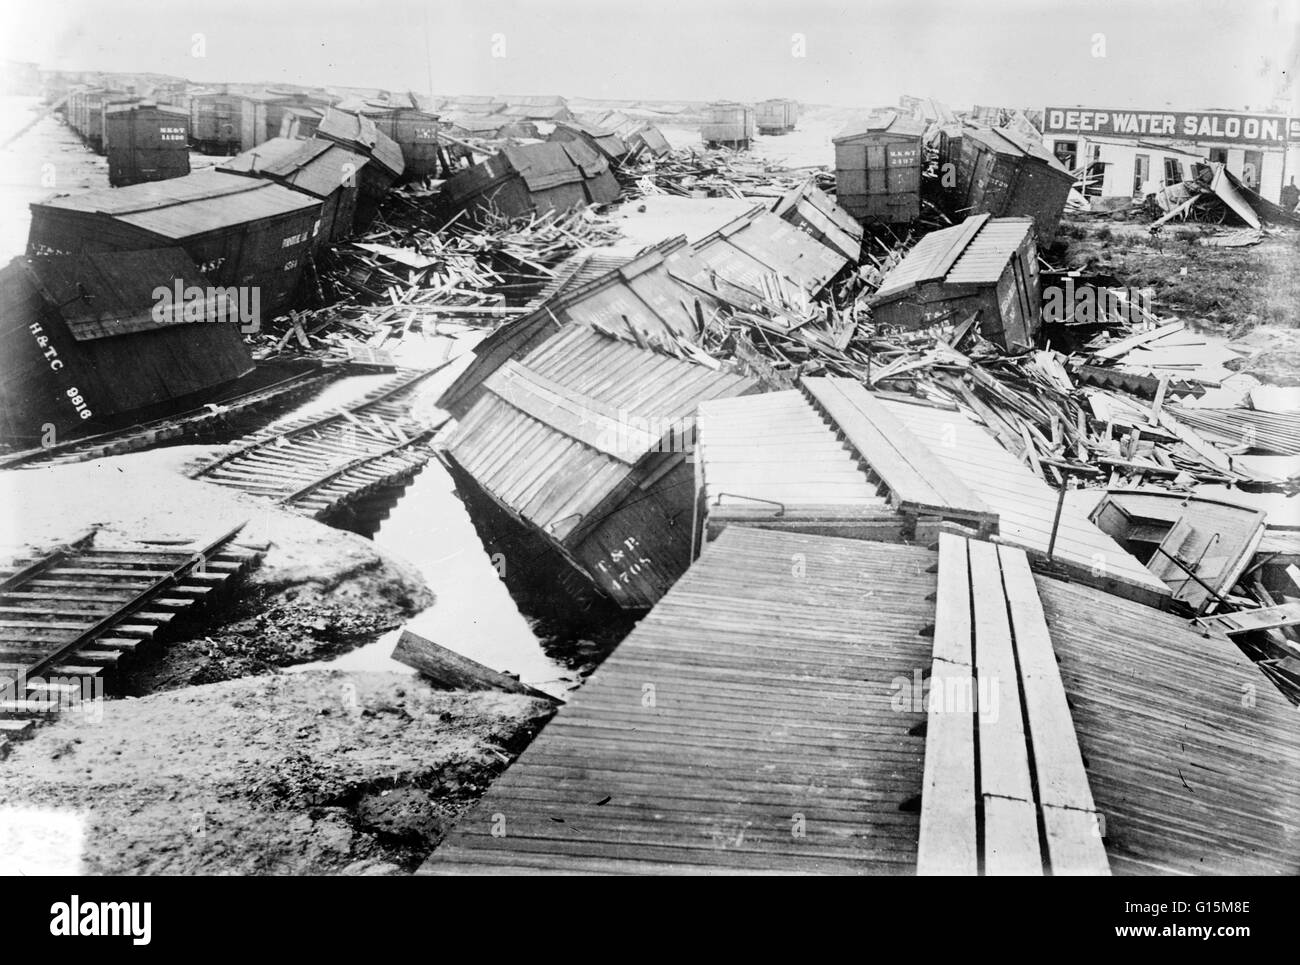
[218,137,368,200]
[422,527,937,875]
[25,248,226,340]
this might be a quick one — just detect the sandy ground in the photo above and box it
[0,671,553,874]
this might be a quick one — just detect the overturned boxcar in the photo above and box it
[868,213,1041,352]
[955,124,1074,243]
[440,140,620,221]
[0,248,254,445]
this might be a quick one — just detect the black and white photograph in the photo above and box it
[0,0,1295,903]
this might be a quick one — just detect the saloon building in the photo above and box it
[1040,106,1300,205]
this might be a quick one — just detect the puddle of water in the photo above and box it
[286,338,578,699]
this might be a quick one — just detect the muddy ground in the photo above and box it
[0,672,553,875]
[0,444,558,874]
[1056,215,1300,384]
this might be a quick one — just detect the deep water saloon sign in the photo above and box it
[1044,107,1294,146]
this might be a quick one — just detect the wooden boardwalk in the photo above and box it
[420,527,937,875]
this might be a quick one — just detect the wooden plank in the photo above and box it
[968,539,1033,804]
[392,630,560,701]
[983,795,1043,875]
[1041,805,1110,876]
[916,657,978,875]
[932,533,972,666]
[1203,602,1300,635]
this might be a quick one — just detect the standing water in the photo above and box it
[287,334,580,699]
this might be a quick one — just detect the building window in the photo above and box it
[1133,153,1150,195]
[1163,157,1183,186]
[1209,147,1229,165]
[1053,140,1078,170]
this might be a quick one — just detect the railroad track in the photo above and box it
[191,365,451,519]
[0,524,264,754]
[0,366,338,471]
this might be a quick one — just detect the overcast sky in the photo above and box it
[3,0,1296,111]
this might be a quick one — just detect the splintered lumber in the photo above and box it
[1200,602,1300,636]
[392,630,557,701]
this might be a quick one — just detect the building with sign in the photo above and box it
[1041,106,1299,205]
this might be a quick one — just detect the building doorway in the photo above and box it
[1133,153,1150,195]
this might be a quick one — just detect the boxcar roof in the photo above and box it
[834,110,927,143]
[872,214,1034,302]
[218,137,369,198]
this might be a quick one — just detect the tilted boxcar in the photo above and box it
[701,101,756,149]
[548,119,630,166]
[756,98,799,134]
[868,213,1041,352]
[105,102,191,187]
[189,89,243,154]
[0,248,254,445]
[314,107,404,228]
[363,102,444,182]
[218,136,367,243]
[28,169,325,315]
[444,325,758,610]
[440,140,620,221]
[955,124,1074,243]
[833,111,926,225]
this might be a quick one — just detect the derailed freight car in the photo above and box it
[833,111,926,225]
[363,98,444,182]
[701,101,756,149]
[0,248,253,444]
[756,98,799,134]
[104,102,191,187]
[868,213,1041,352]
[439,140,620,221]
[189,89,243,154]
[444,325,758,610]
[548,120,630,166]
[28,170,324,316]
[218,136,367,243]
[314,107,404,228]
[955,124,1075,243]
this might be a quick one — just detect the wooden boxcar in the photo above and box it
[278,105,324,139]
[218,136,366,243]
[955,124,1075,243]
[27,170,324,315]
[363,104,444,181]
[440,140,620,221]
[444,325,757,610]
[105,102,191,187]
[833,111,926,225]
[770,180,863,262]
[314,107,405,228]
[189,90,243,154]
[548,119,630,165]
[756,98,799,134]
[0,248,253,445]
[701,101,756,149]
[868,214,1041,352]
